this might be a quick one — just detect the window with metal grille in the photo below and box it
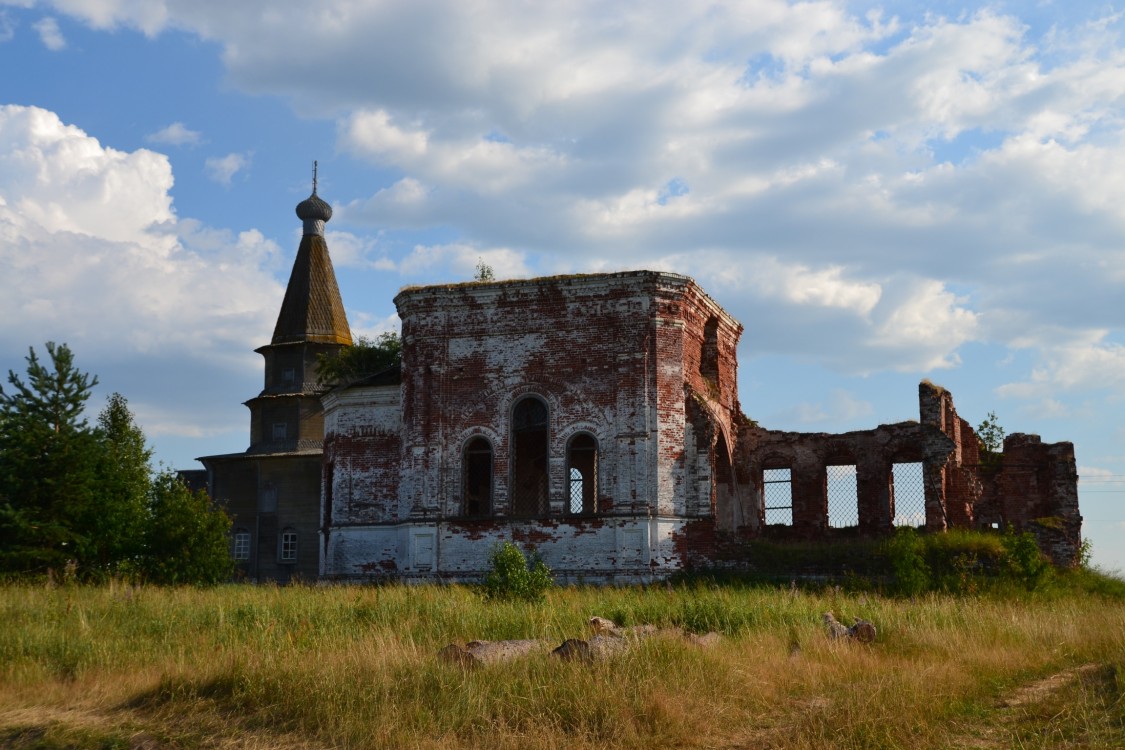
[892,462,926,527]
[280,530,297,562]
[762,468,793,525]
[232,529,250,560]
[272,422,287,441]
[463,437,493,516]
[567,433,598,514]
[826,464,859,528]
[510,397,549,517]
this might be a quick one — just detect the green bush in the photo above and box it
[886,527,930,596]
[1000,529,1051,591]
[140,471,233,586]
[482,542,553,602]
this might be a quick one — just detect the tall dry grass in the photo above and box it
[1,578,1123,749]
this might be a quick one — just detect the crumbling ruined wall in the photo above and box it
[320,382,403,577]
[319,269,1082,580]
[918,380,982,530]
[974,434,1082,566]
[733,421,956,536]
[322,384,401,523]
[685,380,1083,569]
[916,382,1081,565]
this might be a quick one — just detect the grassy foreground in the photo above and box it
[1,577,1123,749]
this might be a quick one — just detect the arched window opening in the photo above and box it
[567,433,598,514]
[463,437,493,516]
[511,397,549,517]
[714,434,737,530]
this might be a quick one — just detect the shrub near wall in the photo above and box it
[690,529,1061,595]
[482,542,553,602]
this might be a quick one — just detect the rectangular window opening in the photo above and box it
[280,531,297,562]
[233,531,250,560]
[892,462,926,527]
[762,468,793,526]
[826,464,859,528]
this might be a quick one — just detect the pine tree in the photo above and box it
[84,393,152,577]
[0,343,100,574]
[1,343,235,584]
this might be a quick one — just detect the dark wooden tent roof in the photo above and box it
[271,193,352,346]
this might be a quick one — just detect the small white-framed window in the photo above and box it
[280,530,298,562]
[233,529,251,560]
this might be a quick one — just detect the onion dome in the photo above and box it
[295,161,332,236]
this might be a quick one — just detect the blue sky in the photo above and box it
[2,0,1124,571]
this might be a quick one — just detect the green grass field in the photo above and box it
[2,574,1123,749]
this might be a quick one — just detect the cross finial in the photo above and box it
[312,160,318,195]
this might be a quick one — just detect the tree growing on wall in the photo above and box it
[977,411,1005,453]
[316,332,402,386]
[474,258,495,282]
[977,411,1006,469]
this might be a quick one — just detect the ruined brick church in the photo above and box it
[199,184,1082,583]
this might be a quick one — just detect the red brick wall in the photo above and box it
[391,271,742,523]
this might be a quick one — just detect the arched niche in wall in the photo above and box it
[510,396,549,517]
[462,436,494,516]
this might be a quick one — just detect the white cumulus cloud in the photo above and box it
[16,0,1125,399]
[32,15,64,50]
[146,121,202,146]
[204,151,251,186]
[0,105,284,440]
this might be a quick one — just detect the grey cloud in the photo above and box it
[29,1,1125,392]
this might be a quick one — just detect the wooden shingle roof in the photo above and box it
[271,188,352,345]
